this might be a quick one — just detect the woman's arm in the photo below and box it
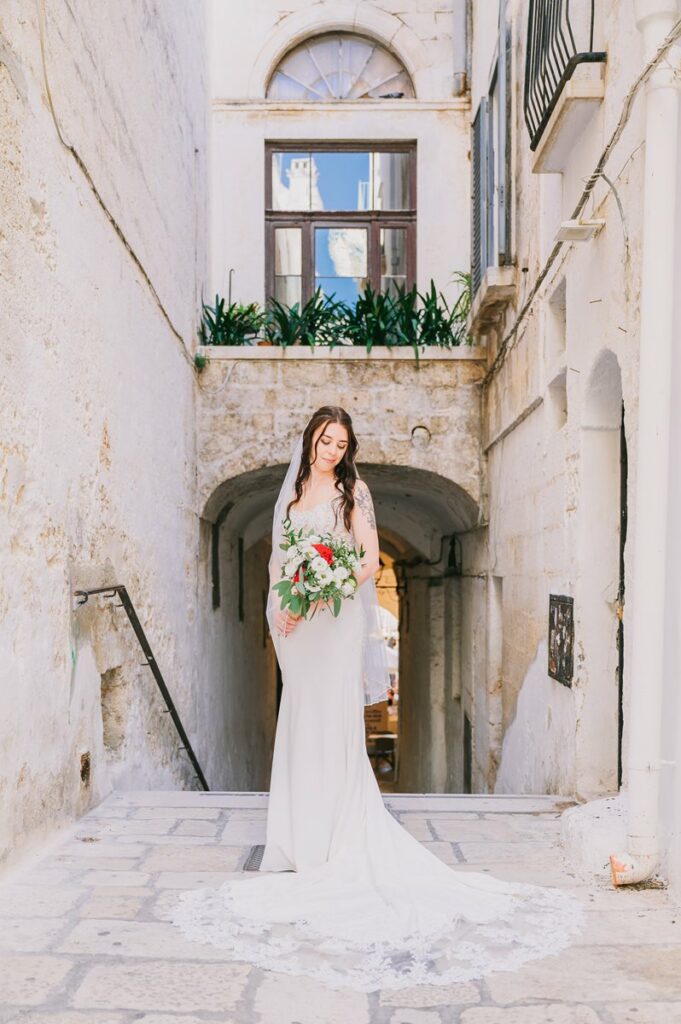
[351,480,380,587]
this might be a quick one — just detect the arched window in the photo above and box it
[266,33,415,101]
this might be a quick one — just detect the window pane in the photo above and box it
[372,152,410,210]
[315,227,368,303]
[274,228,302,275]
[380,228,407,277]
[274,276,302,307]
[380,276,407,297]
[271,152,311,210]
[315,227,367,276]
[316,277,365,304]
[312,152,371,211]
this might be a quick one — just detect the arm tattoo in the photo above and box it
[355,482,376,530]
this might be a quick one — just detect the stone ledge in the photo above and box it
[532,62,606,174]
[213,99,471,114]
[197,345,487,362]
[469,266,516,338]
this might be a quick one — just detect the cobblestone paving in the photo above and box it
[1,791,680,1023]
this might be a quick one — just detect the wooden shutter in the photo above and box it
[471,98,490,297]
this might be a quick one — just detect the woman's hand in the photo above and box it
[274,607,303,638]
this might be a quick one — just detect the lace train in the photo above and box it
[171,859,584,992]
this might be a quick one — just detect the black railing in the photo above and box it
[74,585,209,791]
[524,0,606,151]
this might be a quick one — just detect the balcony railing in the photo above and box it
[523,0,606,151]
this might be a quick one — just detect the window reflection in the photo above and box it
[313,152,371,211]
[380,228,407,296]
[271,151,411,211]
[315,227,368,303]
[274,276,302,306]
[274,228,302,306]
[271,153,311,211]
[373,153,409,210]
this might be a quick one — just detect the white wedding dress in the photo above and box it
[171,497,584,991]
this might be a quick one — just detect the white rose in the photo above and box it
[317,568,332,585]
[334,565,350,581]
[311,556,328,573]
[284,561,298,578]
[341,581,354,596]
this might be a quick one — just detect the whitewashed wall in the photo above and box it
[0,0,209,869]
[468,0,647,806]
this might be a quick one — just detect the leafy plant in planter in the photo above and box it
[265,288,346,348]
[199,296,265,346]
[418,281,459,348]
[391,284,423,364]
[342,284,399,352]
[197,272,473,359]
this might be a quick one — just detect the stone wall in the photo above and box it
[197,350,486,521]
[0,1,209,869]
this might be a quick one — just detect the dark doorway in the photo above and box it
[617,402,628,789]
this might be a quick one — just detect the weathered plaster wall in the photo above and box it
[0,0,208,869]
[470,1,644,798]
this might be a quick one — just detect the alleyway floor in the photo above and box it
[1,791,680,1024]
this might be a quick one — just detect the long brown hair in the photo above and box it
[286,406,359,532]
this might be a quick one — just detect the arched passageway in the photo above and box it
[199,462,480,794]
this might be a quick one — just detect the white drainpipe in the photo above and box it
[609,0,681,886]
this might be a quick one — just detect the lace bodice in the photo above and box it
[288,495,353,542]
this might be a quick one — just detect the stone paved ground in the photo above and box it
[1,791,680,1024]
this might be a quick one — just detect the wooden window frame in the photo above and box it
[265,141,417,305]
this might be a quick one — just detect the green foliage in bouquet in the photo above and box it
[273,518,365,619]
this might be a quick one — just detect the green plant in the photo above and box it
[342,284,399,352]
[197,274,473,360]
[199,296,265,346]
[265,288,346,348]
[391,284,422,364]
[418,280,458,348]
[194,352,207,372]
[449,271,473,346]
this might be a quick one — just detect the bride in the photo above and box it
[171,405,584,991]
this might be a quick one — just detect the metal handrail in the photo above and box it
[523,0,606,151]
[74,585,209,791]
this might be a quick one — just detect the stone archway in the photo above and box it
[199,460,480,794]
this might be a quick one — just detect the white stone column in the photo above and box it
[610,0,681,884]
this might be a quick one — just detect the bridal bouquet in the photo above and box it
[273,516,364,618]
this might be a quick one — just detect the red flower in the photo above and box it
[312,543,334,565]
[293,569,300,582]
